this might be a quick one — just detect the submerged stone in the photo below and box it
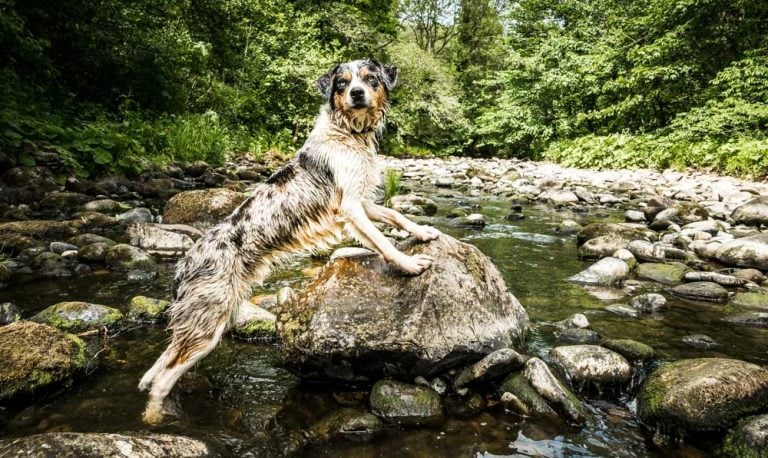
[600,339,655,362]
[128,296,171,323]
[0,322,87,400]
[721,414,768,458]
[636,262,689,286]
[557,328,600,344]
[670,282,729,303]
[369,380,443,426]
[308,408,385,444]
[498,372,556,418]
[637,358,768,432]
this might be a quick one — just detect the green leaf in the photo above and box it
[92,147,113,165]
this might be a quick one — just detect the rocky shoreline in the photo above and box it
[1,155,768,455]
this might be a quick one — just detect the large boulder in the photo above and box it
[0,433,211,457]
[637,358,768,432]
[714,233,768,270]
[163,188,246,228]
[732,196,768,227]
[275,235,529,382]
[0,322,87,400]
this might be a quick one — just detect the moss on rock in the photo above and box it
[128,296,171,323]
[0,321,88,399]
[31,301,123,332]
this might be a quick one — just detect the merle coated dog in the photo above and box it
[138,59,441,423]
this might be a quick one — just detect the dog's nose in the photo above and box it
[350,87,365,100]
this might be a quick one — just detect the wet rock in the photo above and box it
[600,339,655,362]
[126,270,158,282]
[0,322,87,399]
[185,160,210,177]
[276,235,528,382]
[329,246,375,261]
[66,211,118,232]
[555,220,583,234]
[308,408,385,444]
[105,244,156,272]
[636,262,689,285]
[82,198,123,214]
[644,196,675,221]
[498,373,556,417]
[670,282,729,303]
[682,334,719,349]
[78,242,110,263]
[389,194,437,216]
[728,268,766,284]
[605,304,639,318]
[724,312,768,328]
[68,233,117,247]
[523,357,590,424]
[557,328,600,344]
[721,414,768,457]
[0,433,211,457]
[549,345,632,386]
[435,176,454,188]
[630,293,667,313]
[447,391,486,418]
[128,296,170,323]
[39,192,92,211]
[369,380,443,426]
[556,313,589,329]
[578,234,631,259]
[126,222,194,257]
[32,252,71,277]
[163,188,245,228]
[541,190,579,205]
[453,213,486,227]
[732,196,768,227]
[684,271,747,287]
[637,358,768,432]
[713,233,768,270]
[31,301,123,332]
[0,220,76,241]
[233,301,276,340]
[730,291,768,311]
[576,223,657,246]
[0,234,42,256]
[613,248,637,268]
[454,348,526,388]
[0,302,21,325]
[116,207,154,224]
[49,242,78,255]
[627,240,665,262]
[567,257,629,287]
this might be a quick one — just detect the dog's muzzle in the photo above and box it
[349,87,367,108]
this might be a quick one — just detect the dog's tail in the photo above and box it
[138,236,261,423]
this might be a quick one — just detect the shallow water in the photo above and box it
[1,189,766,457]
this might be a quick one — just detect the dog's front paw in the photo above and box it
[413,225,441,242]
[396,253,434,275]
[142,402,165,425]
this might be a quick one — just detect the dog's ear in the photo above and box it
[382,64,398,91]
[316,65,337,100]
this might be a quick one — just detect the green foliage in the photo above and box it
[382,169,402,207]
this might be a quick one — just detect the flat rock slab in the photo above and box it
[636,262,689,285]
[275,235,529,382]
[670,282,729,303]
[0,433,211,457]
[369,380,443,426]
[637,358,768,432]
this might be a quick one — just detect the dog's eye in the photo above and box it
[337,80,347,90]
[366,75,377,85]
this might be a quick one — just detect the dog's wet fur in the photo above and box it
[139,59,441,424]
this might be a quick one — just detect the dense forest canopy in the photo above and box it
[1,0,767,177]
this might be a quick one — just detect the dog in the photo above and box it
[138,59,442,423]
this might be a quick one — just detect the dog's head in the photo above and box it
[316,59,398,134]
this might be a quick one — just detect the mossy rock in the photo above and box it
[600,339,655,362]
[576,223,657,246]
[721,414,768,458]
[637,358,768,433]
[730,291,768,311]
[0,321,87,400]
[31,301,123,332]
[67,233,117,247]
[163,188,246,228]
[105,244,156,272]
[369,380,443,426]
[636,262,690,285]
[498,372,556,417]
[308,408,384,444]
[233,301,277,340]
[0,234,43,256]
[0,220,76,241]
[128,296,171,323]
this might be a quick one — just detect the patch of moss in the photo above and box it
[31,301,123,332]
[234,318,277,340]
[128,295,170,322]
[601,339,655,361]
[0,322,88,400]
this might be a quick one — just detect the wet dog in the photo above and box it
[138,59,441,423]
